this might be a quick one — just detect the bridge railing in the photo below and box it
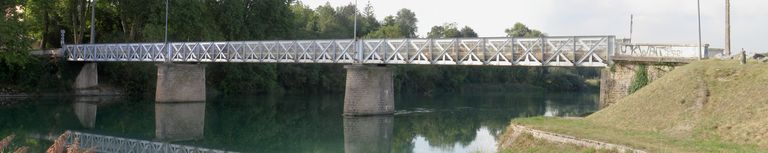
[64,36,615,67]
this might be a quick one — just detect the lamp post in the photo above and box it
[354,0,362,64]
[165,0,170,62]
[90,0,96,44]
[165,0,169,44]
[725,0,731,56]
[353,0,358,40]
[697,0,702,59]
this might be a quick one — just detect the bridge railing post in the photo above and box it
[356,39,363,64]
[61,30,69,60]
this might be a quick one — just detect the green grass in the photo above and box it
[498,129,619,153]
[507,117,764,153]
[500,60,768,152]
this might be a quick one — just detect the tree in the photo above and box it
[459,26,477,38]
[427,23,476,38]
[395,9,417,38]
[382,15,396,26]
[0,0,33,69]
[504,22,544,37]
[365,25,402,39]
[289,1,319,39]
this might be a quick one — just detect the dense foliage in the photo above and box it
[2,0,599,96]
[427,22,478,38]
[628,64,649,93]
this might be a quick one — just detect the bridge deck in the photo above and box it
[63,36,704,67]
[64,36,615,67]
[612,56,697,63]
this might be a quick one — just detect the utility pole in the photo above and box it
[725,0,731,56]
[354,0,362,64]
[165,0,169,44]
[90,0,96,44]
[629,14,634,43]
[697,0,703,59]
[165,0,170,62]
[353,0,358,40]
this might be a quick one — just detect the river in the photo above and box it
[0,91,597,152]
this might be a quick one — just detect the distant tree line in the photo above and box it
[0,0,599,95]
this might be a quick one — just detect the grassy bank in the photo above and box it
[499,130,614,153]
[500,60,768,152]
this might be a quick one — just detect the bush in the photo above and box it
[628,65,649,93]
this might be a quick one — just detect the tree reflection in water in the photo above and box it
[0,91,597,153]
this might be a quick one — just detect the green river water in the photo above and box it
[0,91,597,153]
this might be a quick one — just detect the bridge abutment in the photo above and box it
[74,63,99,95]
[343,65,394,116]
[154,63,206,141]
[155,63,206,103]
[600,62,675,108]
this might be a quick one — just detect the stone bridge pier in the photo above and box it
[155,63,206,102]
[155,63,206,141]
[343,65,394,116]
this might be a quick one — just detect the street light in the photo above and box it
[725,0,731,56]
[165,0,170,62]
[353,0,358,40]
[353,0,362,64]
[165,0,169,44]
[697,0,702,59]
[90,0,96,44]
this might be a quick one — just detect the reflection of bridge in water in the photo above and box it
[69,97,395,152]
[64,36,707,116]
[64,131,235,153]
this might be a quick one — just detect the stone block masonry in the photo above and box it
[600,62,675,108]
[155,63,206,103]
[343,65,394,116]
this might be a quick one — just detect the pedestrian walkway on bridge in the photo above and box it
[63,36,709,67]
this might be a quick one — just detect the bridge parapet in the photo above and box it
[63,36,614,67]
[613,43,705,63]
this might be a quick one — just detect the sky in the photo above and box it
[300,0,768,52]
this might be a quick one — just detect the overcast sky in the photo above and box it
[300,0,768,52]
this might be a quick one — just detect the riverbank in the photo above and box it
[499,60,768,152]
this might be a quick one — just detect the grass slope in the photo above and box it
[501,60,768,152]
[588,60,768,146]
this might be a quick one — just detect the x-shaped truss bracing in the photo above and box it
[65,36,615,67]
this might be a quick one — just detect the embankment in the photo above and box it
[500,60,768,152]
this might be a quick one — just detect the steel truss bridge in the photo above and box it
[63,36,704,66]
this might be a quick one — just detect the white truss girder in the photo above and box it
[65,36,617,67]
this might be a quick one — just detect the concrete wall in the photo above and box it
[155,64,206,102]
[155,102,206,141]
[344,116,393,153]
[600,62,675,108]
[74,63,99,89]
[343,65,394,116]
